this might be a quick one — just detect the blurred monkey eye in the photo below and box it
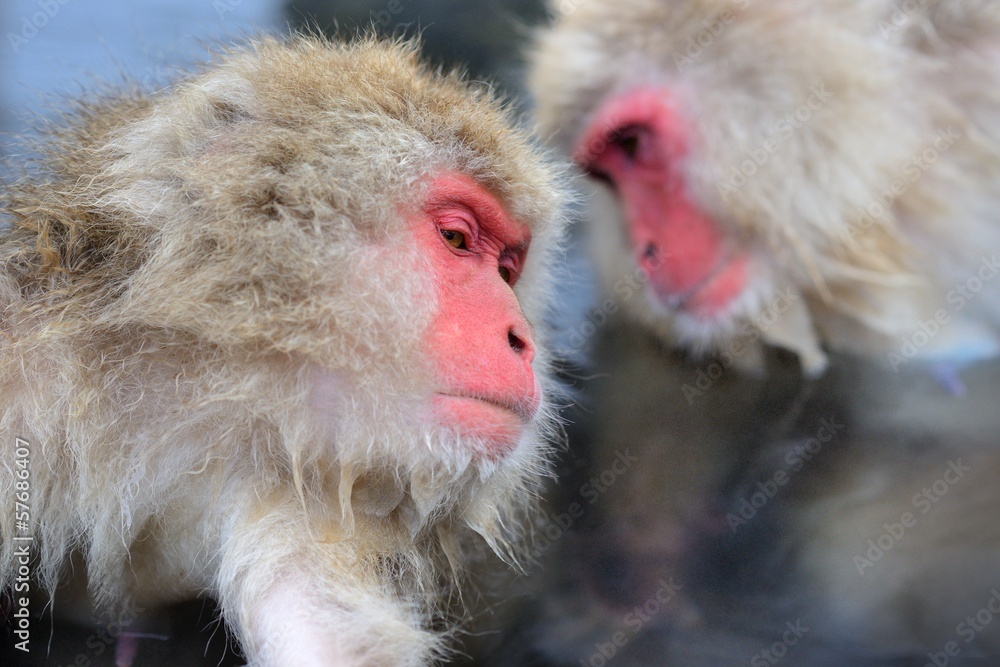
[498,266,512,283]
[611,126,641,160]
[440,229,467,250]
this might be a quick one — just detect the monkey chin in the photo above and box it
[647,261,778,352]
[430,393,538,460]
[647,258,753,332]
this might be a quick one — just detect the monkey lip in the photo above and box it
[432,392,538,457]
[435,392,539,423]
[652,253,750,319]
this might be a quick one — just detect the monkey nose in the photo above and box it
[507,323,535,364]
[640,241,661,272]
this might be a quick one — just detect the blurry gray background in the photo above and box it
[1,0,548,143]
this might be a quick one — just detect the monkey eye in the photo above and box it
[580,124,651,189]
[498,253,524,286]
[610,126,642,160]
[440,229,467,250]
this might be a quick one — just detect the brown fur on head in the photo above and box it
[531,0,1000,374]
[0,34,568,664]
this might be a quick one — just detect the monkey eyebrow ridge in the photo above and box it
[426,173,533,253]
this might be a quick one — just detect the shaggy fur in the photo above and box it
[531,0,1000,374]
[0,35,568,665]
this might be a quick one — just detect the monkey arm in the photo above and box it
[215,493,441,667]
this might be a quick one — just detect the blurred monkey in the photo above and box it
[532,0,1000,376]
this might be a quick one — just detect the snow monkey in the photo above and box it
[531,0,1000,375]
[468,1,1000,665]
[0,35,568,666]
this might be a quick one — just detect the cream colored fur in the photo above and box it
[0,34,569,665]
[531,0,1000,374]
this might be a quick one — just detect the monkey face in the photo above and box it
[576,87,755,328]
[416,173,539,458]
[569,79,802,367]
[307,172,543,463]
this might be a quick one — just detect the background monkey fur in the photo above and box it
[533,0,1000,374]
[0,34,569,666]
[465,2,1000,665]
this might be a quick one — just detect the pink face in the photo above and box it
[575,87,749,320]
[410,173,539,457]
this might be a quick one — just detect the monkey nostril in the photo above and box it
[508,324,536,365]
[508,329,527,354]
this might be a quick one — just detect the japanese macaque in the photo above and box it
[468,1,1000,665]
[531,0,1000,376]
[0,35,568,666]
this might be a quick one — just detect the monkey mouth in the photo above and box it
[436,392,538,423]
[651,252,750,320]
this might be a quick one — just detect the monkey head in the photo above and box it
[531,0,1000,375]
[2,36,569,570]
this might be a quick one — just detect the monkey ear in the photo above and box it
[115,70,261,170]
[181,72,263,161]
[193,71,260,131]
[209,99,254,125]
